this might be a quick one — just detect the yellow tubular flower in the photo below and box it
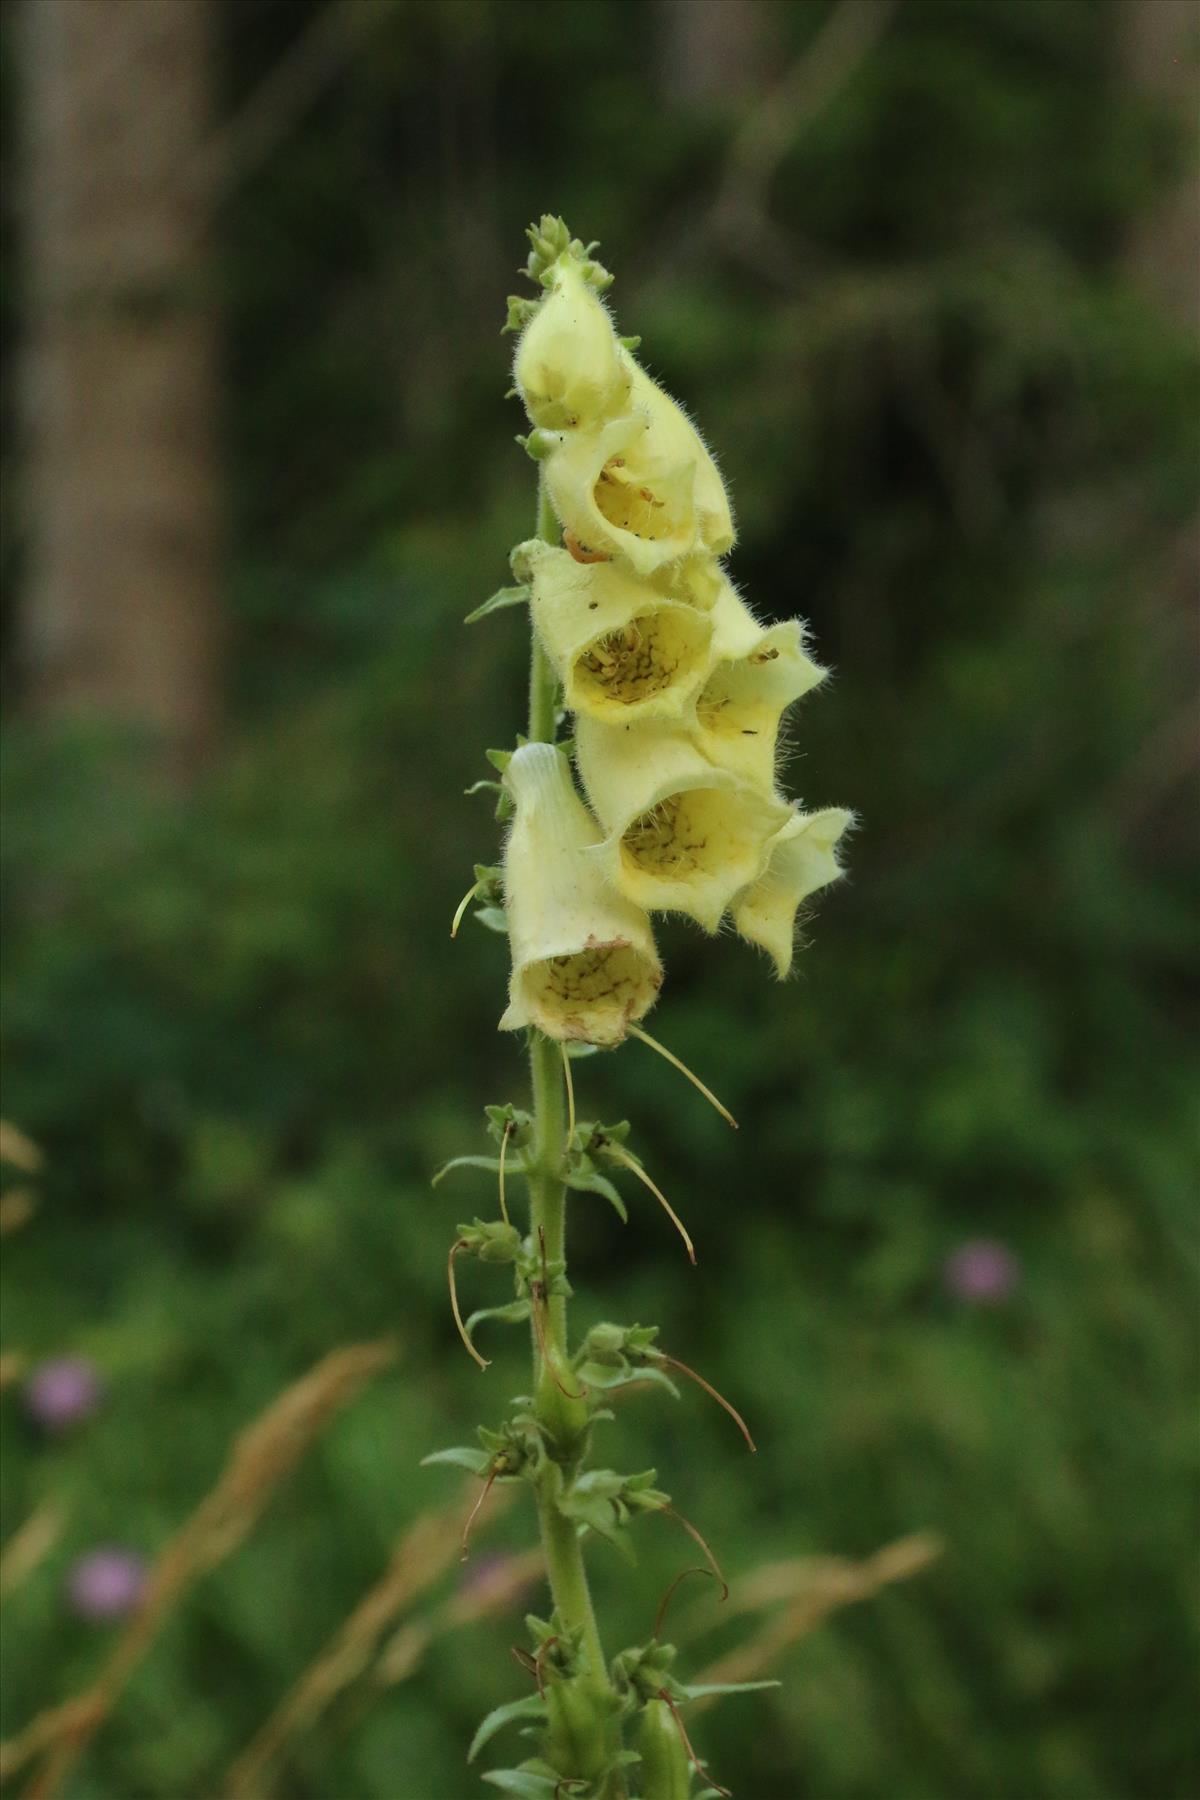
[543,413,697,577]
[499,742,663,1046]
[623,357,735,556]
[575,715,791,932]
[731,807,853,977]
[514,254,631,431]
[516,538,714,724]
[695,617,827,790]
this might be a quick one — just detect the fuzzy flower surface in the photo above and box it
[731,807,853,976]
[517,537,713,724]
[499,742,662,1044]
[575,715,791,932]
[514,252,630,432]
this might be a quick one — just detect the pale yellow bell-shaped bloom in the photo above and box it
[515,538,714,724]
[649,552,726,612]
[694,602,827,791]
[514,254,630,432]
[623,357,735,557]
[499,742,662,1046]
[543,413,696,578]
[575,715,791,932]
[542,356,734,577]
[731,807,853,977]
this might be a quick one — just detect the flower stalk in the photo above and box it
[430,217,851,1797]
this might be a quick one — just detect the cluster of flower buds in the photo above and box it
[498,220,851,1046]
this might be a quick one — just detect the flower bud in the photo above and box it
[575,716,791,931]
[500,743,662,1045]
[695,596,827,791]
[731,807,852,976]
[516,538,714,724]
[514,254,630,432]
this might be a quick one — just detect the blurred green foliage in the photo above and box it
[2,2,1197,1797]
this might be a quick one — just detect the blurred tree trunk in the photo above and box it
[1119,0,1199,324]
[657,0,775,104]
[21,0,222,777]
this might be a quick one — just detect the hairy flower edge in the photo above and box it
[575,716,791,932]
[695,617,828,790]
[731,806,854,977]
[500,742,663,1044]
[517,538,714,724]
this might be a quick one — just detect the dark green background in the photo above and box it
[2,2,1197,1796]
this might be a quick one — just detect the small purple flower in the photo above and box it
[66,1547,148,1622]
[943,1239,1020,1306]
[24,1357,104,1433]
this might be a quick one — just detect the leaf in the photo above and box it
[420,1446,491,1475]
[565,1166,628,1221]
[464,1299,533,1348]
[474,906,509,935]
[680,1680,783,1701]
[431,1155,504,1188]
[469,1696,548,1763]
[465,584,531,625]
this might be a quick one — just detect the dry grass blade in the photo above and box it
[0,1338,397,1796]
[0,1191,38,1237]
[0,1503,68,1601]
[688,1532,941,1706]
[225,1487,529,1798]
[0,1124,42,1175]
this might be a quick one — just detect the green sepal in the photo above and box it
[474,906,509,933]
[574,1359,679,1401]
[469,1696,549,1764]
[515,428,558,462]
[420,1445,491,1475]
[486,1104,534,1149]
[611,1639,679,1707]
[486,747,515,775]
[559,1468,669,1555]
[619,334,642,351]
[464,1298,533,1350]
[455,1218,523,1264]
[465,584,531,625]
[522,215,614,293]
[477,1418,546,1483]
[503,295,540,334]
[514,1243,571,1299]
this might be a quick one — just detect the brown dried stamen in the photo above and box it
[593,462,676,541]
[575,610,705,709]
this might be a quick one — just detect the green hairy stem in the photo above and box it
[526,474,619,1782]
